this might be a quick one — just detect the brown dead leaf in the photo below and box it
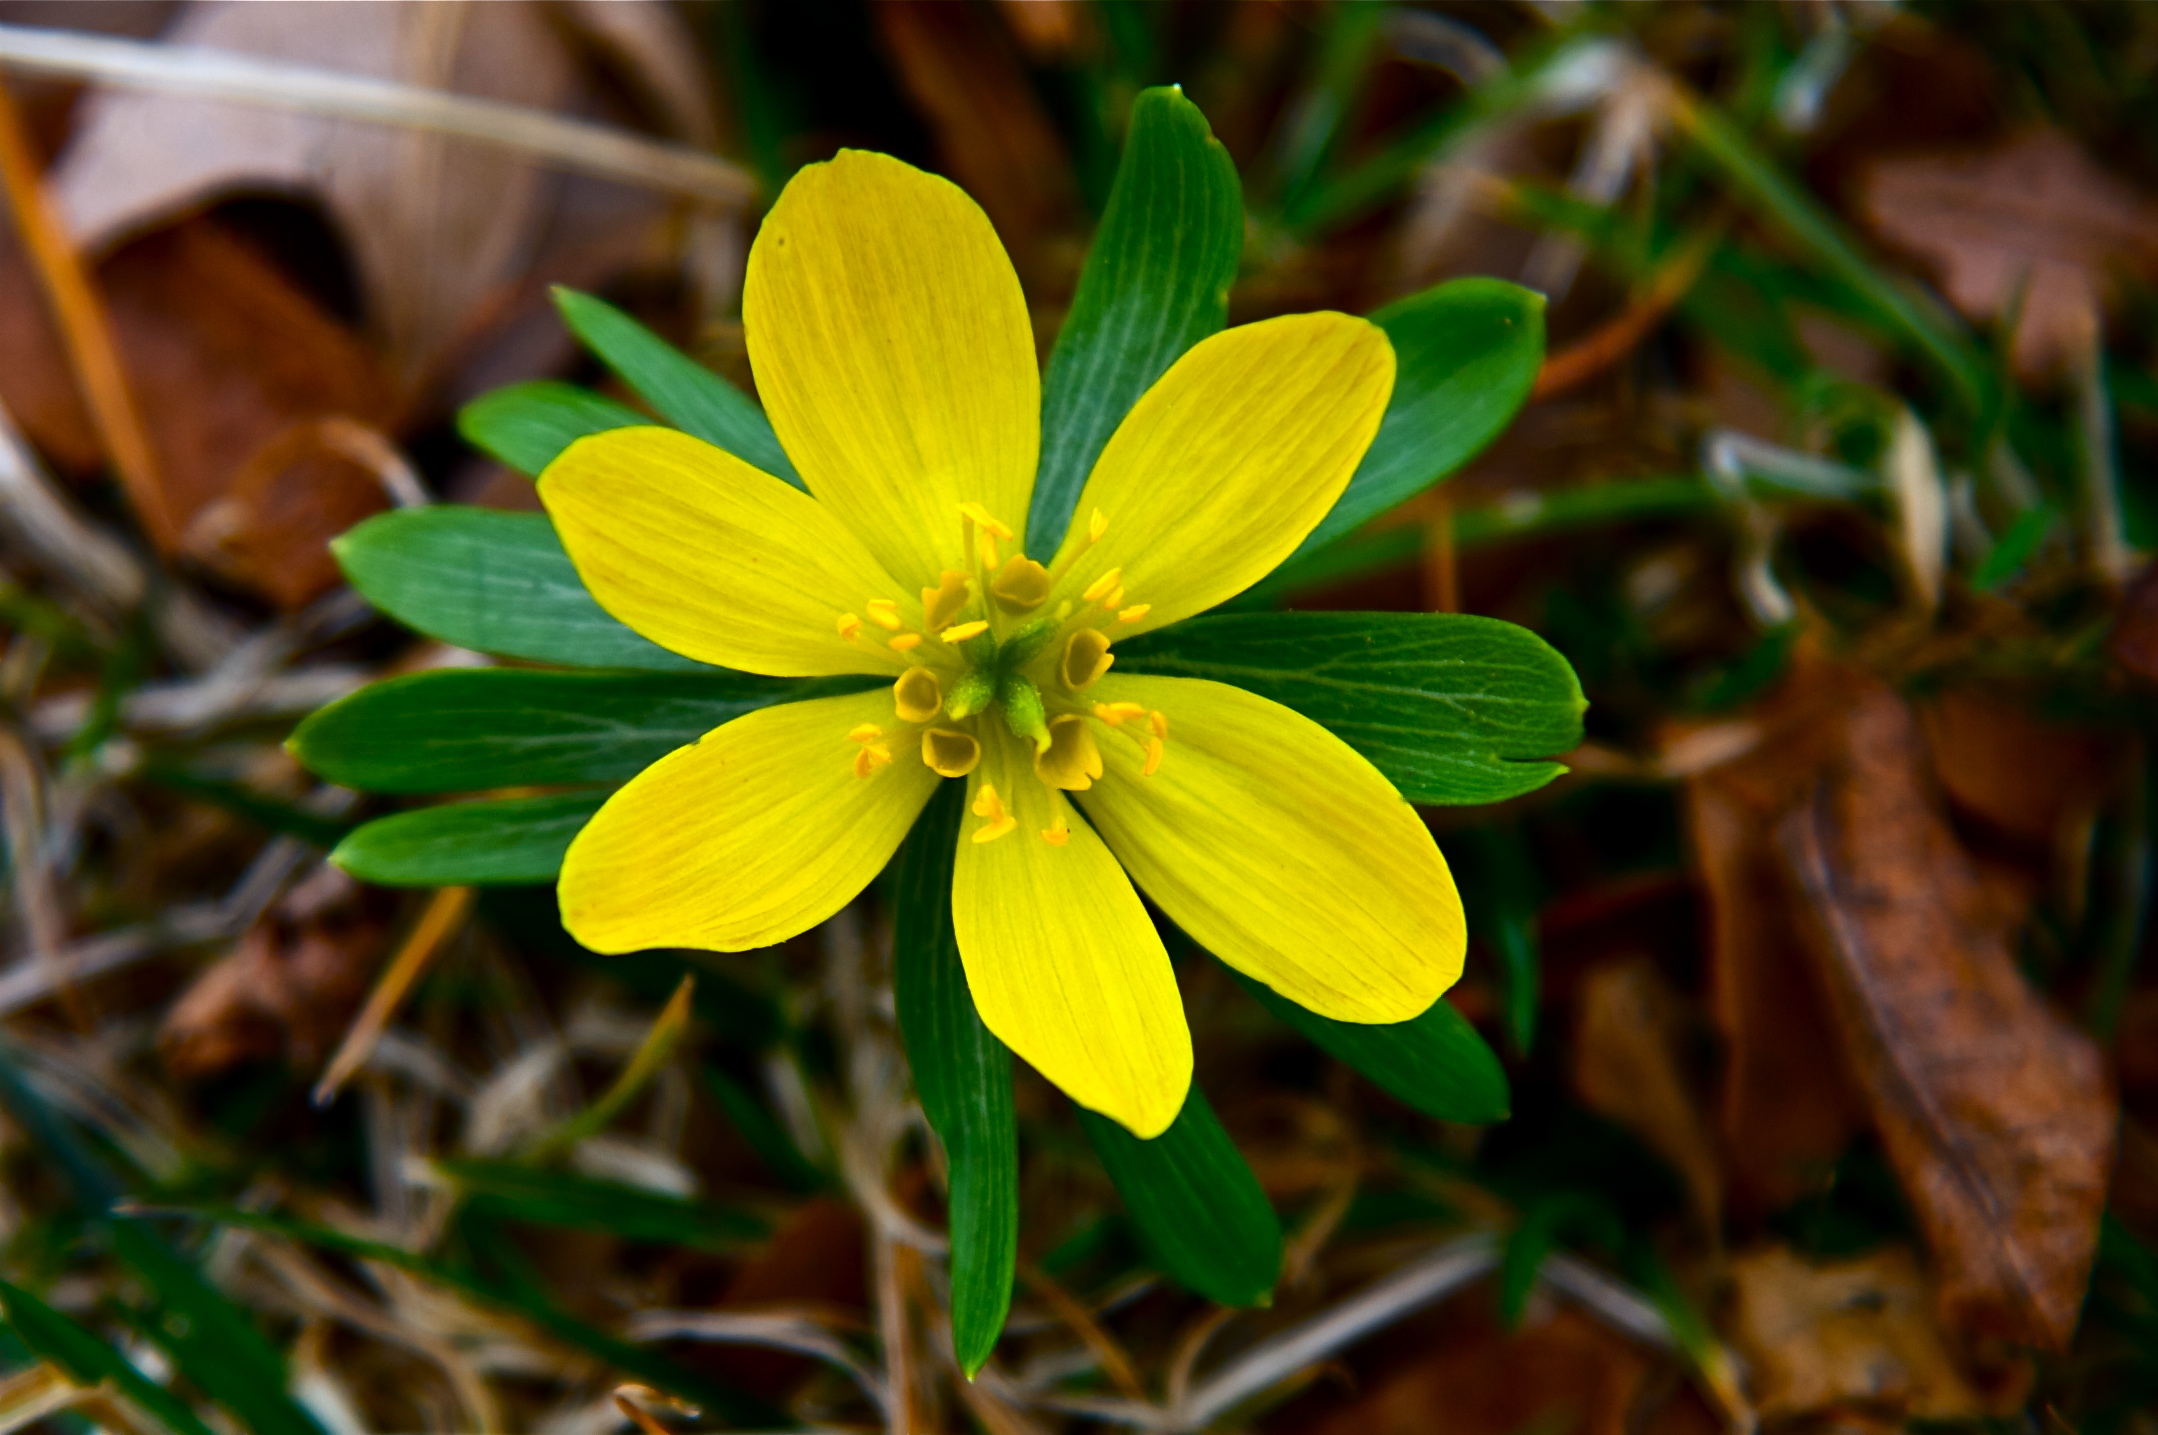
[1295,1305,1657,1435]
[1916,688,2117,847]
[1726,1245,1990,1422]
[1861,130,2158,378]
[1573,958,1721,1232]
[874,1,1078,282]
[707,1198,869,1400]
[1777,678,2116,1348]
[2112,561,2158,683]
[161,865,395,1079]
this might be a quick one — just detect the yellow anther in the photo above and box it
[865,599,903,630]
[1082,567,1124,603]
[889,632,924,651]
[848,723,885,744]
[940,620,990,643]
[1034,714,1104,791]
[958,502,1014,540]
[1092,701,1147,726]
[969,782,1016,843]
[1116,603,1151,624]
[1062,629,1113,690]
[1149,710,1169,740]
[922,728,982,778]
[1143,736,1165,777]
[1103,585,1126,611]
[894,669,942,723]
[922,570,972,631]
[1088,508,1108,543]
[838,613,862,641]
[1041,819,1070,846]
[853,743,893,779]
[977,530,1001,571]
[990,555,1052,613]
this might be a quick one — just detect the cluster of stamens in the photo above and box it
[832,501,1169,847]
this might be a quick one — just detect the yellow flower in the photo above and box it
[538,151,1466,1138]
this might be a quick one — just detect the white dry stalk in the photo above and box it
[0,21,752,207]
[30,665,371,742]
[629,1310,891,1417]
[1885,406,1949,611]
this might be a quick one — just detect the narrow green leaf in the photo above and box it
[108,1222,324,1435]
[291,669,871,794]
[1228,970,1508,1124]
[551,287,799,484]
[147,1207,780,1426]
[1295,279,1546,558]
[892,782,1016,1375]
[333,507,707,672]
[1115,612,1586,805]
[332,792,608,887]
[523,976,695,1161]
[1077,1088,1282,1307]
[433,1159,766,1249]
[1973,502,2057,590]
[0,1280,216,1435]
[1027,86,1241,556]
[456,381,643,477]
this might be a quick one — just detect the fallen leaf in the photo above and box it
[1777,677,2116,1348]
[873,0,1078,282]
[1861,130,2158,378]
[1916,687,2118,847]
[1726,1245,1990,1422]
[1572,958,1721,1232]
[705,1198,869,1401]
[160,864,395,1079]
[1296,1304,1658,1435]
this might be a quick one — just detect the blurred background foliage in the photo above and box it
[0,0,2154,1432]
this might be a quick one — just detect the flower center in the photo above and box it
[829,502,1170,845]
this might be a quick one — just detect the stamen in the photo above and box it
[1062,629,1114,690]
[1088,508,1108,543]
[1116,603,1151,624]
[1034,715,1104,791]
[921,570,971,632]
[940,619,990,644]
[848,723,884,743]
[990,555,1052,613]
[889,632,924,652]
[894,669,942,723]
[969,782,1017,843]
[922,728,982,778]
[1149,710,1169,740]
[1082,567,1124,604]
[1142,736,1164,777]
[865,599,903,630]
[1092,701,1147,726]
[1102,585,1126,611]
[977,530,1001,571]
[853,743,893,778]
[1041,818,1070,846]
[837,613,862,642]
[958,502,1014,540]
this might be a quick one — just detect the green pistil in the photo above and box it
[998,673,1049,750]
[946,669,996,720]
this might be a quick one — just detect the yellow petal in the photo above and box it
[746,150,1039,590]
[952,729,1190,1137]
[559,690,937,953]
[540,427,906,677]
[1078,675,1463,1023]
[1049,313,1393,634]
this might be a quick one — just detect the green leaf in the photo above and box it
[1296,279,1546,558]
[291,669,870,794]
[108,1222,324,1435]
[149,1207,780,1427]
[332,792,608,887]
[333,507,707,672]
[1027,85,1241,557]
[552,287,798,484]
[1115,612,1586,805]
[0,1279,216,1435]
[1228,970,1508,1124]
[433,1159,766,1249]
[892,782,1016,1375]
[456,381,644,477]
[1077,1087,1281,1307]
